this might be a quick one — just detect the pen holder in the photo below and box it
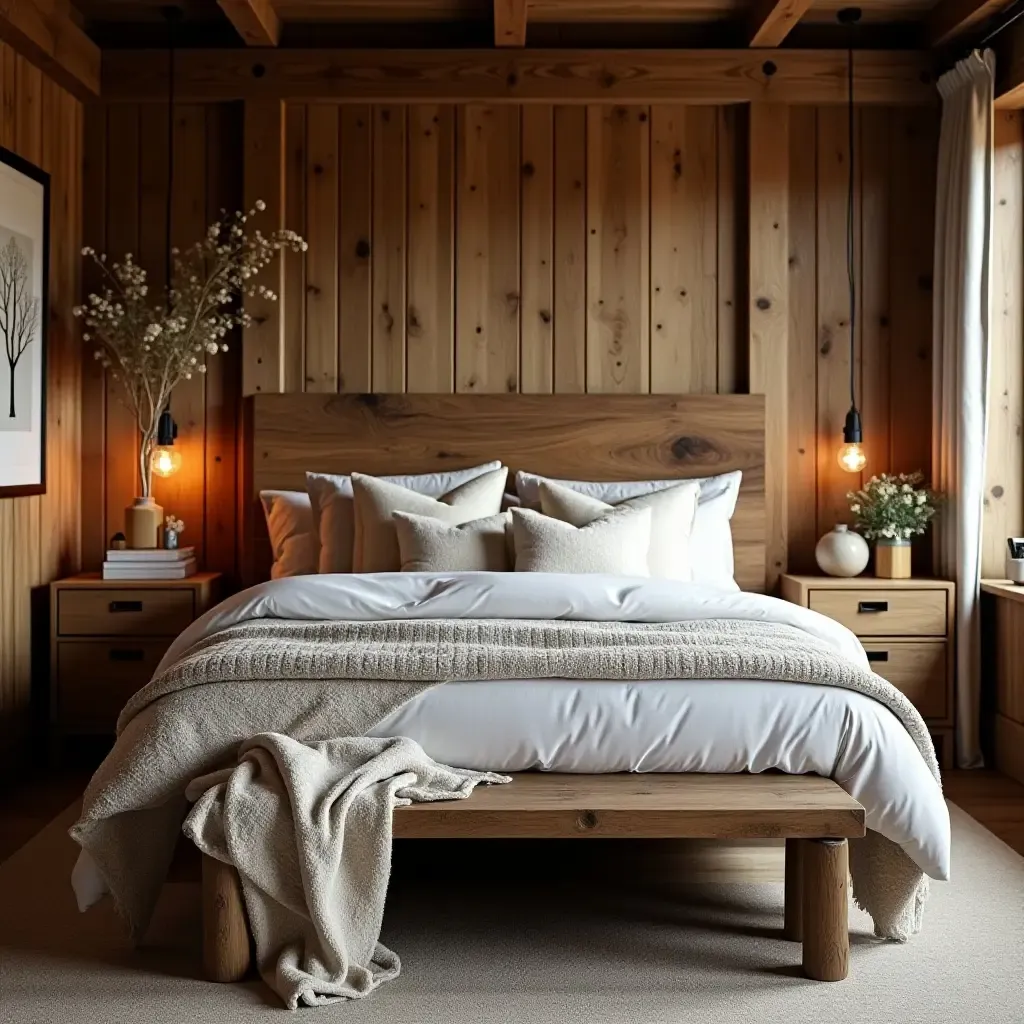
[1006,555,1024,585]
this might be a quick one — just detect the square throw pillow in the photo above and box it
[511,507,651,576]
[394,511,512,572]
[307,461,502,574]
[515,469,741,591]
[538,478,699,581]
[259,490,317,578]
[352,467,509,572]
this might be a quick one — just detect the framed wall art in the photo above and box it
[0,146,49,497]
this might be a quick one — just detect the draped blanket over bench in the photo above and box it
[69,573,947,955]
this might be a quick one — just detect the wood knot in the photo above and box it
[577,810,598,830]
[672,436,716,461]
[755,297,771,311]
[355,239,371,260]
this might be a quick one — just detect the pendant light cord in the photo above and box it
[847,41,857,412]
[165,9,176,295]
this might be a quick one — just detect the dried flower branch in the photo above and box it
[75,202,306,497]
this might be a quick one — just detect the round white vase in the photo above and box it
[815,524,869,578]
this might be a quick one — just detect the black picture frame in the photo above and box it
[0,145,49,498]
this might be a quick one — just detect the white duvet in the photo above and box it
[73,572,950,910]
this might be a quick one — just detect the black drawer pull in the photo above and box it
[857,601,889,613]
[109,648,145,662]
[109,600,143,613]
[866,651,889,663]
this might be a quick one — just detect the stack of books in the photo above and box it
[102,547,197,580]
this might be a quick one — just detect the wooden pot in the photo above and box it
[875,540,911,579]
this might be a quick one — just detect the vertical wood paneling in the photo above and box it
[242,100,284,396]
[0,44,82,760]
[338,105,372,392]
[717,104,742,395]
[520,105,554,394]
[985,111,1024,578]
[372,105,407,391]
[282,104,306,394]
[586,105,650,394]
[860,108,892,480]
[787,105,818,576]
[651,105,718,394]
[748,103,789,591]
[815,105,860,540]
[304,105,339,392]
[553,104,586,393]
[456,104,520,393]
[157,105,208,568]
[406,104,454,393]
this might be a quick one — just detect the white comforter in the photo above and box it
[73,572,950,910]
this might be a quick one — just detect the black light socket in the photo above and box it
[843,407,863,445]
[156,408,178,447]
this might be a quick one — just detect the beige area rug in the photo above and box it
[1,802,1022,1024]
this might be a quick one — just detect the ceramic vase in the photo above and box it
[875,538,911,579]
[124,497,163,549]
[815,524,869,578]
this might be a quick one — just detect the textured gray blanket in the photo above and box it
[71,616,939,946]
[184,733,508,1007]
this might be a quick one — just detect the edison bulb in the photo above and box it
[837,442,867,474]
[151,445,182,478]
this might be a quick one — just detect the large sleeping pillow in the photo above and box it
[516,469,741,591]
[538,479,699,581]
[511,507,651,575]
[306,461,502,574]
[351,468,509,572]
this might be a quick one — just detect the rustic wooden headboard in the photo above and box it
[242,393,766,591]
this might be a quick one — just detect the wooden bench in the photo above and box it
[202,772,866,985]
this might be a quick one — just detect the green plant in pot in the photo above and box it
[847,473,937,578]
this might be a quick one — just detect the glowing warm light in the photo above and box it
[151,445,182,478]
[837,442,867,474]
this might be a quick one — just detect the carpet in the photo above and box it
[1,802,1021,1023]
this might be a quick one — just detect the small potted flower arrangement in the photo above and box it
[847,473,937,579]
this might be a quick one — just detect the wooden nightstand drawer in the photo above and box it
[861,641,948,720]
[58,588,195,637]
[807,589,947,637]
[56,640,169,732]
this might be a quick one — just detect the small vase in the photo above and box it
[164,526,179,550]
[875,538,911,579]
[815,524,869,578]
[125,496,163,549]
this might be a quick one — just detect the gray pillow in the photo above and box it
[394,511,512,572]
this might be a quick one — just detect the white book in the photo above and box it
[106,546,194,562]
[103,559,197,580]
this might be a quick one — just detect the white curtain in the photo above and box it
[932,51,994,768]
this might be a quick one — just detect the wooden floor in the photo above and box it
[1,758,1022,864]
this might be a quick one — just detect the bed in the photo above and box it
[69,393,950,999]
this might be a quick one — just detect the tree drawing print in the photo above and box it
[0,233,39,420]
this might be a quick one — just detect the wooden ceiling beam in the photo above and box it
[494,0,528,47]
[217,0,281,47]
[0,0,100,98]
[927,0,1007,48]
[101,48,937,105]
[747,0,815,48]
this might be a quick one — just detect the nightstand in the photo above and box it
[49,572,221,741]
[780,575,955,769]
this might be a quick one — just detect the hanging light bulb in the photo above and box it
[150,407,181,478]
[836,7,866,475]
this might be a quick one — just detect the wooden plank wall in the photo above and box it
[81,100,939,586]
[80,102,243,584]
[0,42,83,761]
[984,111,1024,578]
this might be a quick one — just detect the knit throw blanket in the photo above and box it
[71,616,939,946]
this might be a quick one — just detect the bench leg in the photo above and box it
[783,838,803,941]
[801,838,849,981]
[202,853,252,983]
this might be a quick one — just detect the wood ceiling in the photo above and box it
[68,0,1015,49]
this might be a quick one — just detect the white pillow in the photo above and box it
[516,469,741,591]
[511,507,651,576]
[259,490,316,578]
[351,468,509,572]
[307,461,503,574]
[394,511,512,572]
[538,479,699,581]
